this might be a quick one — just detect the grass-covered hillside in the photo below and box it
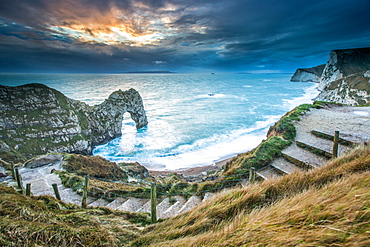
[0,185,151,246]
[132,144,370,246]
[1,143,368,246]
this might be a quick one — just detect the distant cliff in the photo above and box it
[0,84,148,158]
[319,47,370,90]
[290,64,325,82]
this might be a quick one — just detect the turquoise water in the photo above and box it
[0,73,318,170]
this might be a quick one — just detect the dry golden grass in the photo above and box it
[132,144,370,246]
[0,185,150,246]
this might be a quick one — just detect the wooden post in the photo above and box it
[249,167,256,183]
[10,162,15,179]
[81,175,89,208]
[333,131,340,158]
[52,183,61,200]
[150,183,157,223]
[14,167,23,193]
[26,183,31,196]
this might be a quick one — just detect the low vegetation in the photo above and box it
[56,154,154,199]
[222,102,322,178]
[62,154,128,181]
[0,185,150,246]
[132,143,370,246]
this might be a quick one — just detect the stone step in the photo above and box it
[88,198,110,207]
[157,197,172,219]
[311,130,357,146]
[282,143,326,169]
[296,140,333,159]
[256,166,281,180]
[202,192,214,201]
[136,200,151,214]
[24,178,54,196]
[161,196,186,219]
[116,197,149,212]
[59,187,84,205]
[269,157,301,175]
[105,197,128,210]
[177,196,202,215]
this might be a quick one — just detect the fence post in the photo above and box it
[81,175,89,208]
[14,167,23,193]
[10,162,15,179]
[150,183,157,223]
[249,167,256,183]
[333,131,340,158]
[52,183,61,200]
[26,183,31,196]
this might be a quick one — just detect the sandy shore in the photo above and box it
[148,157,233,177]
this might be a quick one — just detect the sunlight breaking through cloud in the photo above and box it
[47,3,201,47]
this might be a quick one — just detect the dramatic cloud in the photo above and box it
[0,0,369,73]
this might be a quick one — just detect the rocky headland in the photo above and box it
[290,64,325,82]
[0,83,148,160]
[291,47,370,106]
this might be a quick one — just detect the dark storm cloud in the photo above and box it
[0,0,369,73]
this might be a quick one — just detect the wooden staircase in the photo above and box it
[257,129,360,180]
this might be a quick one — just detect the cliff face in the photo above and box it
[319,47,370,90]
[315,70,370,105]
[290,64,325,82]
[0,83,148,158]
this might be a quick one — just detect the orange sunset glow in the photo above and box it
[0,0,368,73]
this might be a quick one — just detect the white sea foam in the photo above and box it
[282,83,319,110]
[2,73,318,171]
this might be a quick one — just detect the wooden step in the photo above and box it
[296,140,333,159]
[89,198,110,207]
[269,157,301,175]
[257,166,281,180]
[311,130,356,146]
[282,143,326,169]
[161,196,186,219]
[203,192,215,201]
[116,197,149,212]
[177,196,202,215]
[297,138,350,159]
[157,198,172,219]
[105,197,128,210]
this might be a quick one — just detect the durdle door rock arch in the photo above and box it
[0,83,148,158]
[90,88,148,147]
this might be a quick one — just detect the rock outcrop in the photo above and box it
[319,47,370,90]
[0,83,148,158]
[315,70,370,105]
[290,64,325,82]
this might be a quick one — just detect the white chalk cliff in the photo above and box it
[294,47,370,106]
[318,47,370,90]
[290,64,325,82]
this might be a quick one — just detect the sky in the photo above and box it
[0,0,369,73]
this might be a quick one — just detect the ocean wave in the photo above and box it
[282,84,319,110]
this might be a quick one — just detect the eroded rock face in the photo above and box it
[290,64,325,82]
[315,71,370,106]
[319,47,370,90]
[0,83,148,157]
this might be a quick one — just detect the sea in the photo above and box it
[0,73,319,171]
